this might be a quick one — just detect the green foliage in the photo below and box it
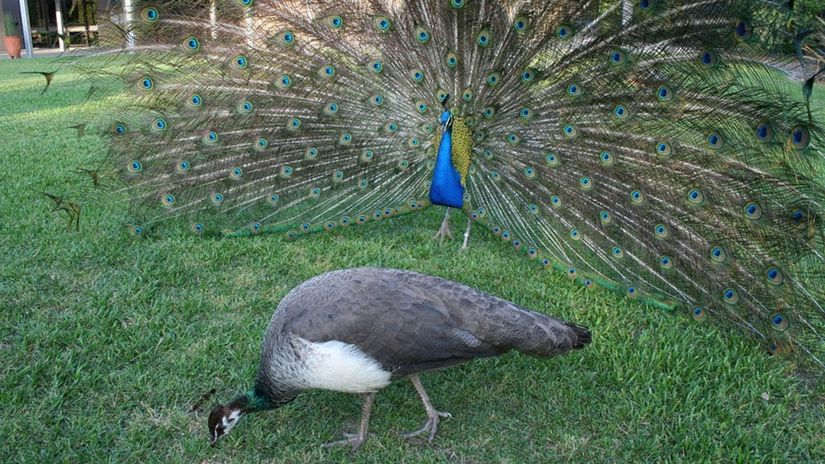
[3,11,19,37]
[1,57,824,463]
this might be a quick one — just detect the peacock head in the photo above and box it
[208,402,245,445]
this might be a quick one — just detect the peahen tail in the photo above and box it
[72,0,824,367]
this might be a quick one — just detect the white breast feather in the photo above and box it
[297,338,391,393]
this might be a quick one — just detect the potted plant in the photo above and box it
[4,11,22,59]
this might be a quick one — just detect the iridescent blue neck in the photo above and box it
[429,110,464,209]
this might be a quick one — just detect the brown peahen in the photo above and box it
[206,267,591,451]
[70,0,824,367]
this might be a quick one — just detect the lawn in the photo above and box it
[1,56,824,463]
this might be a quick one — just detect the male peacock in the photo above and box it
[207,267,591,451]
[74,0,824,367]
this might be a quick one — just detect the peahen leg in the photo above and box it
[322,392,375,454]
[433,208,453,243]
[402,374,451,442]
[461,217,472,250]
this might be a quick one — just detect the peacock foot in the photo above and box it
[433,215,453,243]
[321,431,372,454]
[402,409,452,442]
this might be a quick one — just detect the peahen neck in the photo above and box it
[429,110,466,209]
[230,386,277,414]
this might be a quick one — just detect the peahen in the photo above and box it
[74,0,825,367]
[207,267,591,451]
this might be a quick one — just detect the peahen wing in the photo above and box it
[452,0,825,366]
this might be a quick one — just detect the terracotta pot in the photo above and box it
[4,35,22,59]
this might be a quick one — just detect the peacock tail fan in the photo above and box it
[75,0,824,368]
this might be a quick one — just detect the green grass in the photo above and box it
[1,56,824,463]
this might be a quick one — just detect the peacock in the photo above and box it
[206,267,591,451]
[70,0,825,367]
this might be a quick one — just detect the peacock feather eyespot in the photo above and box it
[235,0,253,7]
[519,107,532,121]
[743,201,762,220]
[407,137,420,148]
[699,50,718,68]
[546,152,560,167]
[229,167,243,179]
[656,142,672,157]
[410,69,425,82]
[609,50,626,65]
[397,159,410,170]
[722,288,738,304]
[579,176,593,191]
[368,60,383,74]
[599,210,612,224]
[766,267,784,285]
[360,149,374,162]
[268,194,279,206]
[599,151,614,166]
[550,195,562,208]
[415,100,428,113]
[191,223,204,235]
[707,131,724,149]
[421,123,435,134]
[692,306,706,321]
[567,267,578,278]
[287,118,302,131]
[687,188,704,205]
[371,94,385,106]
[323,221,335,232]
[305,147,319,160]
[630,190,645,205]
[486,72,502,87]
[140,7,159,23]
[356,214,368,224]
[285,230,299,241]
[130,224,144,236]
[755,121,773,142]
[462,89,474,102]
[541,258,551,267]
[384,122,399,134]
[654,223,669,239]
[512,239,522,251]
[482,107,496,118]
[340,216,351,226]
[255,137,268,151]
[238,100,254,114]
[251,222,262,234]
[490,170,501,181]
[326,15,343,30]
[232,54,249,69]
[611,246,624,258]
[450,0,466,9]
[513,16,529,33]
[373,210,383,220]
[188,94,203,108]
[276,74,292,89]
[112,122,127,136]
[319,64,336,79]
[481,148,493,160]
[373,16,392,32]
[301,222,312,232]
[211,192,224,206]
[446,52,458,69]
[734,19,752,41]
[476,29,492,47]
[639,0,655,11]
[201,130,219,145]
[183,36,200,51]
[563,124,577,138]
[138,76,154,91]
[151,117,167,132]
[358,179,369,189]
[501,230,511,241]
[339,132,353,145]
[324,102,339,115]
[790,126,810,149]
[710,246,727,263]
[528,204,539,214]
[507,133,521,145]
[527,247,538,259]
[567,83,581,97]
[626,286,638,299]
[583,278,595,289]
[613,104,629,120]
[414,26,431,44]
[569,228,580,240]
[770,313,788,331]
[436,89,449,103]
[127,160,143,173]
[280,165,293,178]
[176,160,190,173]
[276,30,295,46]
[492,226,502,236]
[656,85,674,102]
[521,69,536,84]
[659,255,673,269]
[309,187,321,198]
[556,25,572,40]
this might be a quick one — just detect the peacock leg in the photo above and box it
[461,217,472,250]
[322,392,375,453]
[402,374,451,442]
[433,208,453,243]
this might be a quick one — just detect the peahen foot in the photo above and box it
[461,217,472,250]
[321,392,375,454]
[402,374,451,442]
[433,209,453,243]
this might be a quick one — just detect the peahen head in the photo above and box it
[207,388,275,445]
